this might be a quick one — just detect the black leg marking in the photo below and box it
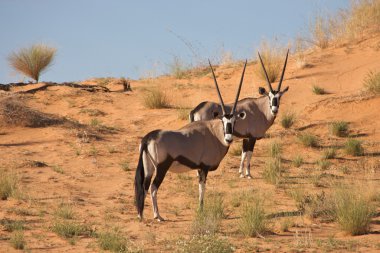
[243,138,256,152]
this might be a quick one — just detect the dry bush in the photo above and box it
[167,56,190,79]
[0,98,64,127]
[239,197,268,237]
[97,229,130,253]
[10,231,26,250]
[254,40,285,83]
[344,139,364,156]
[8,43,56,83]
[309,13,331,49]
[142,89,170,109]
[0,169,18,200]
[330,121,349,137]
[363,70,380,94]
[263,158,282,186]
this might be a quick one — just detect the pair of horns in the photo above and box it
[257,49,289,93]
[208,59,247,116]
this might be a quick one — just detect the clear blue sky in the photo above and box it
[0,0,349,83]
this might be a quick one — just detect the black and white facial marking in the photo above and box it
[259,86,289,116]
[222,114,236,145]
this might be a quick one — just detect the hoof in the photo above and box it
[154,216,165,222]
[246,174,252,179]
[239,174,245,178]
[137,214,143,222]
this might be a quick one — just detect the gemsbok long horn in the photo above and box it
[257,52,274,93]
[277,49,289,91]
[208,59,226,116]
[231,60,247,115]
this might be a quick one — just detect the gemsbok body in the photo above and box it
[189,51,289,178]
[134,60,247,221]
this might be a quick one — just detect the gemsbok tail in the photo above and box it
[189,109,195,122]
[134,141,147,219]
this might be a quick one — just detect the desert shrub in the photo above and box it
[8,43,56,83]
[323,148,337,159]
[239,197,268,237]
[280,111,296,129]
[309,13,330,49]
[363,70,380,94]
[292,155,304,168]
[330,121,349,137]
[0,219,25,232]
[317,159,332,170]
[55,203,75,219]
[191,192,225,235]
[255,40,284,83]
[312,85,326,95]
[51,221,94,239]
[176,234,234,253]
[333,186,376,235]
[344,139,364,156]
[168,56,190,79]
[98,230,129,253]
[298,133,319,147]
[263,158,282,186]
[0,170,18,200]
[268,141,282,158]
[10,231,26,250]
[142,89,170,109]
[0,98,64,127]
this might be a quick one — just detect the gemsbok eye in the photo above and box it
[239,112,246,119]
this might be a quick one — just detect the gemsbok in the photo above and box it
[134,60,247,221]
[189,50,289,178]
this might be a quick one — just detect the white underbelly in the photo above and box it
[169,161,192,173]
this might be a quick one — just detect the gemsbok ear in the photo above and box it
[238,111,246,119]
[259,87,267,95]
[282,86,289,93]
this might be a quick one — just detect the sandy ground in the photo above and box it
[0,36,380,252]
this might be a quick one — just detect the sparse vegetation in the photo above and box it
[268,141,282,159]
[191,192,225,236]
[168,56,189,79]
[280,111,296,129]
[317,159,332,170]
[176,234,234,253]
[52,165,64,174]
[1,219,25,232]
[177,107,191,120]
[298,133,319,148]
[309,13,330,49]
[323,148,337,159]
[230,145,242,156]
[10,231,26,250]
[120,160,130,171]
[7,43,56,83]
[239,197,268,237]
[263,158,282,186]
[292,155,304,168]
[330,121,349,137]
[363,70,380,94]
[55,203,75,219]
[51,221,94,239]
[0,170,18,200]
[332,186,375,235]
[255,40,284,83]
[143,89,170,109]
[312,85,326,95]
[344,139,364,156]
[98,230,129,253]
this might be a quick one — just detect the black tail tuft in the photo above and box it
[134,142,147,219]
[189,109,195,122]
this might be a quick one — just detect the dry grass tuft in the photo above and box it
[344,139,364,156]
[309,13,330,49]
[10,231,26,250]
[142,89,170,109]
[330,121,349,137]
[255,40,285,83]
[97,229,130,252]
[298,133,319,148]
[363,70,380,94]
[239,197,268,237]
[176,234,234,253]
[8,43,56,83]
[312,85,326,95]
[263,158,282,186]
[280,111,296,129]
[0,170,18,200]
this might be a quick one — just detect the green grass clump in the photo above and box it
[263,158,282,186]
[344,139,364,156]
[176,234,234,253]
[317,159,332,171]
[292,155,304,168]
[55,203,75,219]
[268,141,282,158]
[51,221,94,239]
[10,231,26,250]
[0,170,18,200]
[297,133,319,148]
[1,219,25,232]
[98,230,129,253]
[312,85,326,95]
[330,121,349,137]
[191,192,225,235]
[333,186,375,235]
[323,148,337,159]
[239,197,268,237]
[7,43,56,83]
[363,70,380,94]
[280,111,296,129]
[143,89,170,109]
